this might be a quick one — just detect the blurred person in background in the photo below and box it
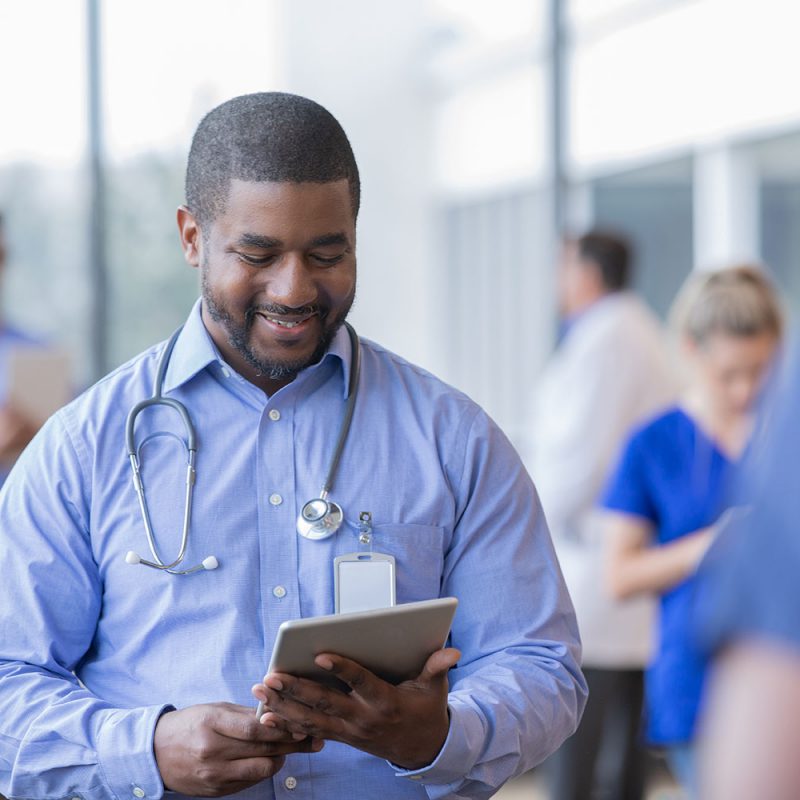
[602,265,783,796]
[0,212,51,482]
[526,230,675,800]
[694,336,800,800]
[0,92,586,800]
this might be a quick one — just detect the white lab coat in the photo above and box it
[525,292,676,668]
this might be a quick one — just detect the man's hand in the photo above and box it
[251,647,461,770]
[154,702,324,796]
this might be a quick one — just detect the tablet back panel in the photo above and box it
[268,597,458,689]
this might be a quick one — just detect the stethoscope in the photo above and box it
[124,322,361,575]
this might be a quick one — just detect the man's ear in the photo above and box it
[177,205,203,268]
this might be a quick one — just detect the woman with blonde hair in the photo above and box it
[600,264,783,795]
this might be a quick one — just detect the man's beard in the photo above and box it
[201,270,352,381]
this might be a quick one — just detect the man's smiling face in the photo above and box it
[179,178,357,393]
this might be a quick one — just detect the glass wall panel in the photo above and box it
[440,189,552,444]
[591,158,694,319]
[0,0,88,382]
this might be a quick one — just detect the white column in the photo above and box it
[693,144,760,271]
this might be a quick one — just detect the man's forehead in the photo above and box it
[208,178,356,240]
[216,178,352,217]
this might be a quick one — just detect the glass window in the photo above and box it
[0,0,87,381]
[432,0,546,52]
[440,189,553,445]
[591,158,694,319]
[757,131,800,314]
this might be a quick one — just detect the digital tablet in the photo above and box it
[7,346,71,424]
[258,597,457,704]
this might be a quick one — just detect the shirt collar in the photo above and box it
[320,323,355,400]
[161,298,355,400]
[161,299,218,394]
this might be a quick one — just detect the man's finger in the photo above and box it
[312,654,387,701]
[416,647,461,685]
[260,685,348,741]
[264,671,355,716]
[225,755,287,785]
[208,702,310,744]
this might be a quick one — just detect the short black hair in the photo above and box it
[185,92,360,226]
[574,230,633,291]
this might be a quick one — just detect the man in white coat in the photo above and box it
[525,231,676,800]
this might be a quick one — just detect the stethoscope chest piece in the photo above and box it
[296,497,344,540]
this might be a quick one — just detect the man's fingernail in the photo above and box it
[316,655,333,670]
[292,732,306,741]
[267,677,284,691]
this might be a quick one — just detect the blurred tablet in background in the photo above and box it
[7,346,71,423]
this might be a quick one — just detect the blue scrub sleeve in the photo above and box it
[601,432,658,523]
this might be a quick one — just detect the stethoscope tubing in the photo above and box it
[320,322,361,498]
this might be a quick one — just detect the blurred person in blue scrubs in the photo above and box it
[694,333,800,799]
[0,93,586,800]
[526,230,675,800]
[0,212,49,482]
[602,265,783,796]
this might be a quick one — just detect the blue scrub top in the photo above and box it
[603,407,734,745]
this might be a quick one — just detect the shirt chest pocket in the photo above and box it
[368,524,445,604]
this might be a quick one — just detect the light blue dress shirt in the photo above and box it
[0,300,585,800]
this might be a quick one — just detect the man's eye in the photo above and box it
[311,253,345,266]
[238,253,276,266]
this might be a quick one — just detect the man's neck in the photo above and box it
[563,288,613,319]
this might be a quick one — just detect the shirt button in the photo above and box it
[268,409,281,421]
[269,493,283,506]
[284,776,297,790]
[220,366,231,378]
[132,788,146,798]
[273,585,287,599]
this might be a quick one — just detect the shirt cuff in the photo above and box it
[94,704,173,800]
[391,699,485,786]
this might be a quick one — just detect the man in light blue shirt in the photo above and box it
[0,93,585,800]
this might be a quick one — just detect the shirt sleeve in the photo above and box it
[0,411,171,800]
[393,407,588,799]
[601,430,658,523]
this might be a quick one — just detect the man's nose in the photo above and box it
[267,253,318,308]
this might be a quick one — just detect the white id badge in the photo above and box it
[334,552,396,614]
